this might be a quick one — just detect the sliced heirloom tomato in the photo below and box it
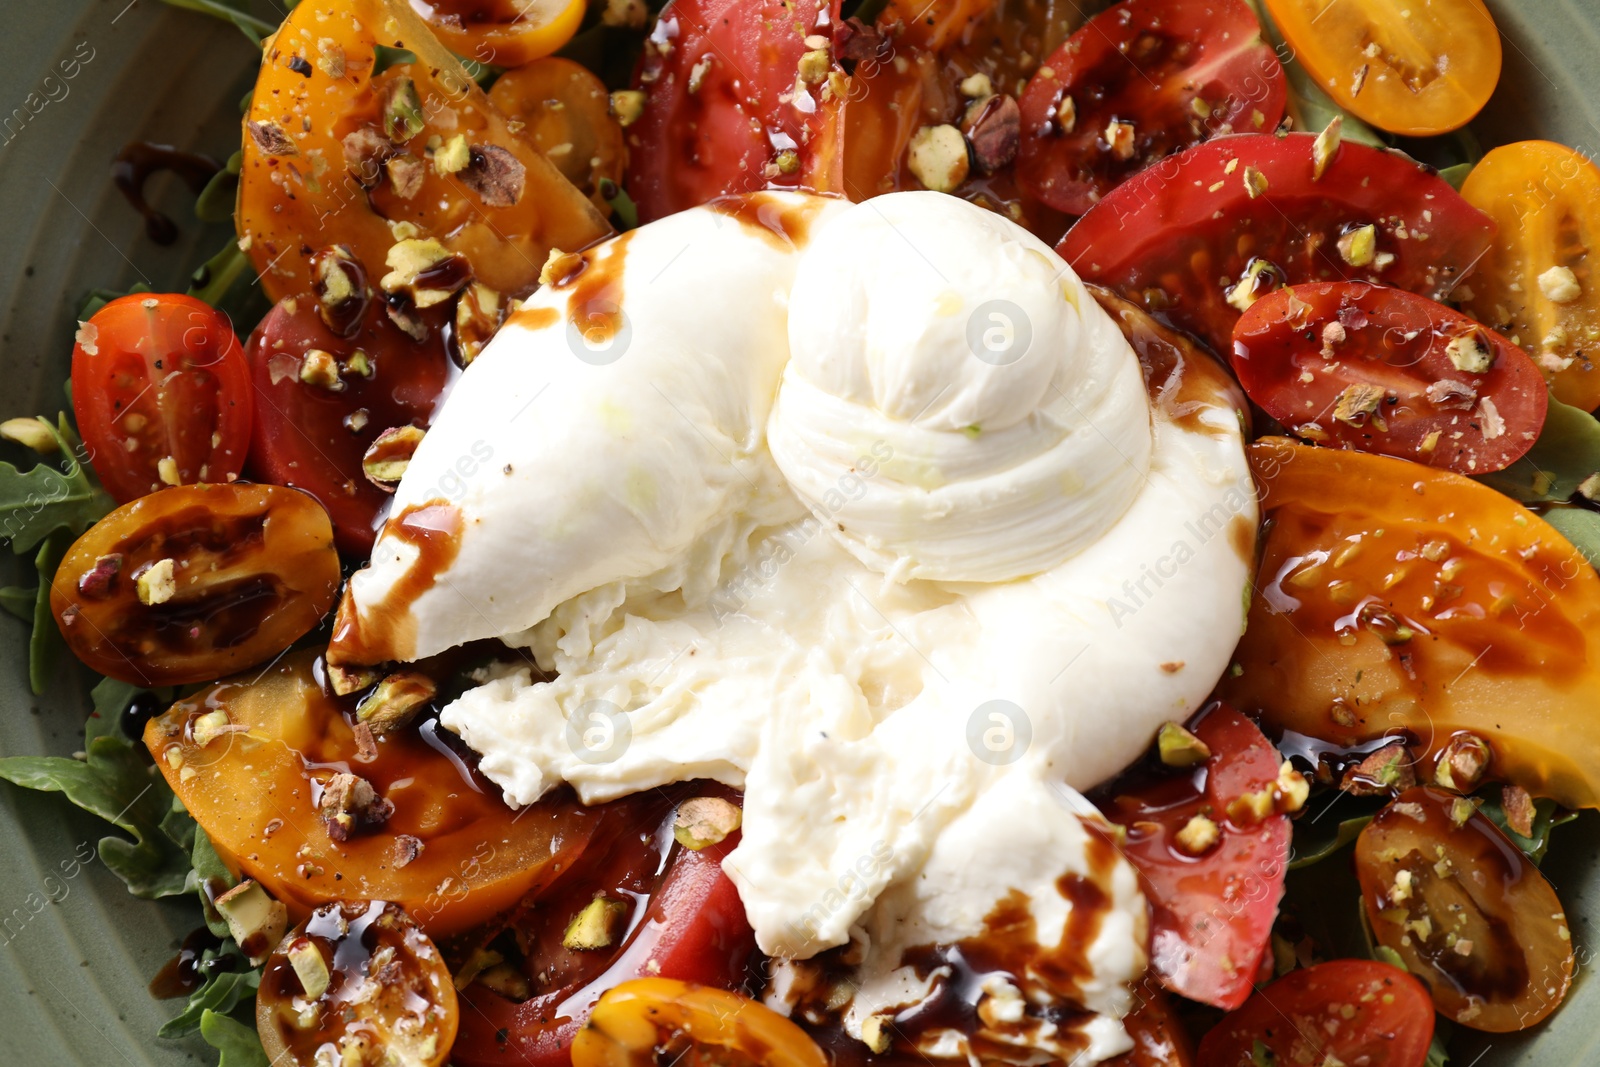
[1266,0,1501,136]
[1197,959,1434,1067]
[1459,141,1600,411]
[1220,439,1600,810]
[574,979,826,1067]
[1099,705,1293,1010]
[1232,282,1548,473]
[239,0,609,305]
[245,298,450,555]
[71,293,252,503]
[410,0,586,68]
[1016,0,1285,216]
[51,484,338,686]
[258,900,457,1067]
[625,0,843,223]
[1355,787,1573,1031]
[1057,133,1496,357]
[145,650,599,936]
[488,58,626,214]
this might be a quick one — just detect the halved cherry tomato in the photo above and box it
[51,484,338,686]
[145,650,600,936]
[488,58,625,214]
[1197,959,1435,1067]
[1057,133,1496,356]
[71,293,252,503]
[410,0,586,69]
[258,900,458,1067]
[1233,282,1548,473]
[245,298,450,555]
[239,0,608,305]
[1099,705,1292,1010]
[1460,141,1600,411]
[1220,439,1600,811]
[1356,787,1573,1031]
[1017,0,1285,216]
[453,827,755,1067]
[625,0,843,223]
[1106,989,1196,1067]
[574,979,826,1067]
[1265,0,1501,136]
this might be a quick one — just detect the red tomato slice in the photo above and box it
[1017,0,1286,216]
[1233,282,1548,474]
[625,0,842,223]
[1057,133,1496,357]
[71,293,252,503]
[1100,705,1291,1011]
[452,809,754,1067]
[1197,959,1435,1067]
[244,298,451,556]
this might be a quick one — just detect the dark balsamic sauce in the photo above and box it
[113,142,221,245]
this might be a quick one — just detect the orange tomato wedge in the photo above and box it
[409,0,586,69]
[573,979,828,1067]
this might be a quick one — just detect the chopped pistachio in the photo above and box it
[381,238,467,308]
[1446,330,1494,374]
[214,880,288,965]
[609,90,646,128]
[1174,813,1220,855]
[453,947,504,991]
[960,72,994,99]
[860,1014,894,1055]
[1277,760,1310,813]
[775,149,801,175]
[907,125,969,193]
[1337,224,1378,268]
[383,77,425,143]
[434,134,471,176]
[674,796,743,849]
[1577,472,1600,502]
[540,247,585,287]
[1341,743,1415,796]
[1226,257,1280,312]
[1501,784,1536,838]
[1226,788,1275,826]
[1332,382,1385,426]
[0,417,58,453]
[1449,796,1481,827]
[1389,868,1414,904]
[288,938,331,999]
[318,771,393,841]
[1242,165,1268,199]
[300,349,343,391]
[76,553,123,599]
[477,963,532,1000]
[563,896,629,950]
[343,350,374,379]
[361,425,425,489]
[1433,733,1491,791]
[156,455,181,486]
[328,663,378,697]
[136,558,176,606]
[797,48,830,86]
[1311,115,1344,181]
[355,671,436,736]
[191,708,232,748]
[1104,119,1136,161]
[454,283,504,366]
[1538,265,1582,304]
[1156,721,1211,767]
[385,154,424,199]
[1055,95,1076,133]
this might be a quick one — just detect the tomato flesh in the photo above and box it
[1197,958,1435,1067]
[410,0,586,68]
[1057,133,1496,357]
[1099,705,1290,1010]
[1017,0,1285,215]
[1233,282,1548,473]
[487,58,625,214]
[71,293,252,504]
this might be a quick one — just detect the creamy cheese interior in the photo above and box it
[332,191,1257,1064]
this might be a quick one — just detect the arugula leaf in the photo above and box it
[28,532,68,694]
[187,238,272,336]
[0,584,33,620]
[1478,397,1600,503]
[1438,162,1474,191]
[373,45,418,76]
[199,1009,271,1067]
[190,826,239,938]
[1426,1019,1455,1067]
[1288,810,1378,869]
[85,675,145,745]
[195,150,242,225]
[159,940,261,1038]
[159,0,277,45]
[0,414,114,555]
[1371,944,1408,971]
[1542,508,1600,569]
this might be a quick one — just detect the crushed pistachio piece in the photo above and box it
[1577,473,1600,502]
[318,771,393,841]
[191,708,232,748]
[1446,330,1494,374]
[1433,733,1491,791]
[908,125,969,193]
[563,896,629,950]
[214,880,288,965]
[1055,95,1076,133]
[775,149,801,175]
[1157,721,1211,767]
[960,72,994,99]
[1311,115,1343,180]
[1338,224,1378,268]
[1501,784,1536,838]
[674,796,743,849]
[1175,813,1221,855]
[1342,743,1416,796]
[1226,258,1280,312]
[1277,760,1310,813]
[381,238,465,308]
[434,134,471,176]
[1227,788,1275,826]
[327,663,378,697]
[1332,382,1385,426]
[1538,265,1582,304]
[136,558,176,606]
[540,247,584,287]
[355,670,436,736]
[1449,796,1480,827]
[609,90,646,128]
[860,1014,893,1055]
[797,48,830,86]
[1104,119,1136,161]
[300,348,344,391]
[288,938,331,999]
[0,417,58,453]
[361,425,426,489]
[383,78,425,142]
[1242,165,1268,199]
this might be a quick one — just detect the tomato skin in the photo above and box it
[487,58,625,214]
[51,484,339,686]
[1101,705,1290,1011]
[410,0,586,69]
[1017,0,1285,216]
[573,979,827,1067]
[1057,133,1496,357]
[1459,141,1600,411]
[1233,282,1548,473]
[624,0,843,223]
[1220,439,1600,811]
[1104,989,1195,1067]
[452,834,755,1067]
[1197,959,1435,1067]
[1265,0,1501,136]
[71,293,252,504]
[245,298,451,556]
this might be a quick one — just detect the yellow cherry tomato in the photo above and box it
[573,979,829,1067]
[410,0,586,69]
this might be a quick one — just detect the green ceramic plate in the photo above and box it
[2,0,1599,1063]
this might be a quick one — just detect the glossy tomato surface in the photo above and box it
[409,0,585,68]
[71,293,252,503]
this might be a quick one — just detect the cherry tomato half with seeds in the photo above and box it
[1232,282,1548,473]
[51,483,338,686]
[409,0,586,69]
[1057,132,1496,357]
[1197,958,1435,1067]
[1017,0,1286,216]
[71,293,252,504]
[1356,786,1574,1031]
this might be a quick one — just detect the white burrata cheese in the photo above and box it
[330,191,1257,1064]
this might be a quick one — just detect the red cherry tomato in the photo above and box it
[1100,705,1291,1011]
[1197,959,1435,1067]
[1017,0,1285,216]
[1056,133,1496,357]
[1233,282,1548,474]
[452,801,755,1067]
[244,298,451,556]
[625,0,842,223]
[71,293,252,503]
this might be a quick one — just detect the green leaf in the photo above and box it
[373,44,418,77]
[1543,508,1600,569]
[1479,784,1571,864]
[1287,791,1386,870]
[79,283,152,320]
[190,827,239,938]
[28,532,68,694]
[159,0,276,45]
[187,238,272,337]
[195,150,242,225]
[86,676,146,745]
[1478,397,1600,503]
[1288,810,1376,869]
[1372,944,1408,972]
[199,1009,271,1067]
[1426,1019,1455,1067]
[0,584,34,620]
[1438,162,1474,191]
[159,940,260,1038]
[0,413,114,555]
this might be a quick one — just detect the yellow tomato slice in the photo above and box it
[1460,140,1600,412]
[1220,439,1600,810]
[487,58,624,213]
[1265,0,1501,135]
[410,0,586,68]
[573,979,828,1067]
